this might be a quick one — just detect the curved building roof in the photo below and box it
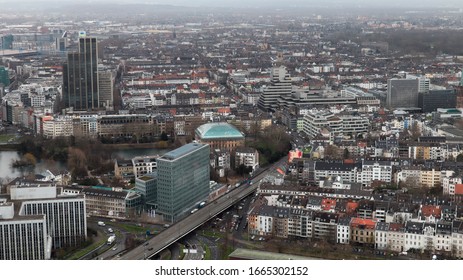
[195,122,244,140]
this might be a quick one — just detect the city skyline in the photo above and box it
[2,0,463,264]
[0,0,463,8]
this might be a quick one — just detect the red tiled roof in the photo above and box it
[421,205,441,218]
[455,184,463,195]
[346,202,359,214]
[321,198,336,211]
[350,218,377,229]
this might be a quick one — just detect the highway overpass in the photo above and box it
[120,158,285,260]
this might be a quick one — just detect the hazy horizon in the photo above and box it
[0,0,462,9]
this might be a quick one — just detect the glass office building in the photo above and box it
[63,37,99,111]
[157,143,210,223]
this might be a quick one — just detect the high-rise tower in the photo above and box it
[257,66,292,112]
[63,36,99,111]
[386,78,419,109]
[156,143,210,223]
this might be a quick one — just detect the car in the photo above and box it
[112,247,118,251]
[251,235,255,240]
[258,237,265,241]
[108,228,114,233]
[148,247,154,251]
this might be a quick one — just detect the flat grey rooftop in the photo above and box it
[161,143,207,161]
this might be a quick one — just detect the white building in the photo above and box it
[435,222,452,252]
[443,177,462,196]
[452,221,463,259]
[132,155,158,178]
[302,110,341,138]
[0,201,51,260]
[357,160,393,187]
[337,217,351,244]
[403,221,435,252]
[1,180,86,259]
[235,147,259,171]
[375,222,390,250]
[42,117,74,138]
[387,223,405,252]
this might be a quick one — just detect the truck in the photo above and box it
[98,221,105,227]
[107,235,116,245]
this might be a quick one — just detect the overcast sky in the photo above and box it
[0,0,462,8]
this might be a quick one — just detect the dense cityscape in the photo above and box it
[2,0,463,261]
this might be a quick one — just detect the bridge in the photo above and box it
[120,158,285,260]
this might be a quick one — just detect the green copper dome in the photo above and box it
[195,122,244,140]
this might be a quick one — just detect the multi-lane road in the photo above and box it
[120,158,286,260]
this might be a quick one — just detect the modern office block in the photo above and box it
[386,78,419,109]
[419,89,456,113]
[0,203,51,260]
[156,143,210,223]
[63,36,99,111]
[257,66,292,112]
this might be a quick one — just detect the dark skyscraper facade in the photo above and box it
[63,37,99,111]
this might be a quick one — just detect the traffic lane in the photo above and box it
[121,157,287,259]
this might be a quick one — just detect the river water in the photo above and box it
[0,151,66,180]
[0,147,170,180]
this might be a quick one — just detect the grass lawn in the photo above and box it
[201,229,224,239]
[179,244,186,260]
[67,239,107,260]
[107,222,151,234]
[203,244,211,260]
[0,134,15,143]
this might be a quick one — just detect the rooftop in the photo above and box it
[195,122,244,140]
[160,143,208,161]
[229,248,320,260]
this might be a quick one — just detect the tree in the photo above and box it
[456,154,463,162]
[403,176,421,189]
[324,145,341,159]
[67,147,88,179]
[409,122,422,141]
[160,132,169,141]
[23,153,37,166]
[343,148,350,160]
[236,164,252,177]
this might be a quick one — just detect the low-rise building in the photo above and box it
[350,218,376,246]
[81,187,142,219]
[235,147,259,171]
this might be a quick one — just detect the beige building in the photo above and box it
[81,187,141,219]
[420,168,441,188]
[114,159,134,179]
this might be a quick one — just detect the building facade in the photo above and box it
[63,36,99,111]
[0,201,51,260]
[257,66,292,112]
[156,143,210,223]
[387,78,419,109]
[195,122,244,152]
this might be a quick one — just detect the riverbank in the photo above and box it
[104,141,177,150]
[0,144,20,151]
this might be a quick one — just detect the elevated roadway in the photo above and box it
[120,158,285,260]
